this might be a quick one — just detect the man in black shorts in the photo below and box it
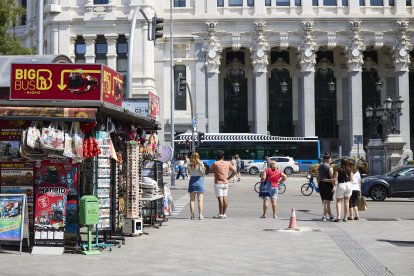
[317,153,336,221]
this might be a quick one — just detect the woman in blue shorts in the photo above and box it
[188,152,205,220]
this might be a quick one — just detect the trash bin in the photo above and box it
[79,195,99,225]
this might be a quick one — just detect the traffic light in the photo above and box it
[198,132,205,142]
[151,16,164,43]
[177,73,186,96]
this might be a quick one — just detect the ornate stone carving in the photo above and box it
[393,21,413,72]
[345,21,365,72]
[374,32,384,49]
[298,21,318,72]
[250,22,270,73]
[327,32,336,49]
[202,23,223,73]
[280,32,289,49]
[232,33,241,51]
[270,57,290,71]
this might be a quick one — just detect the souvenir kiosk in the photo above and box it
[0,63,161,254]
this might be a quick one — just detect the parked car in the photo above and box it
[361,165,414,201]
[308,156,368,177]
[243,156,299,176]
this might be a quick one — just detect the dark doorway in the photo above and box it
[223,68,248,132]
[268,68,293,136]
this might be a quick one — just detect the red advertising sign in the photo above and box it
[149,91,160,122]
[10,64,123,107]
[33,184,68,247]
[102,65,123,106]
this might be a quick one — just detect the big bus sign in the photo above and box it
[10,64,123,107]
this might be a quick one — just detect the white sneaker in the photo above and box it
[322,216,327,222]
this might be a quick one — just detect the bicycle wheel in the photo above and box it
[254,182,261,193]
[278,183,286,194]
[301,183,314,196]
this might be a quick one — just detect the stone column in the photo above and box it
[105,34,118,70]
[195,44,207,133]
[250,22,270,134]
[202,23,223,133]
[83,34,96,63]
[393,21,413,159]
[345,21,365,158]
[297,22,318,137]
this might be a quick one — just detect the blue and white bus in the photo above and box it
[174,133,320,172]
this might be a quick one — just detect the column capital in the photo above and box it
[298,21,318,72]
[83,34,97,42]
[250,22,270,73]
[345,21,365,72]
[393,21,413,72]
[202,22,223,74]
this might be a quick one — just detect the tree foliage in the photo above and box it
[0,0,34,55]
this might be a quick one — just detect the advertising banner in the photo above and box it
[122,98,149,117]
[10,64,123,107]
[33,185,68,247]
[0,162,34,232]
[34,159,78,196]
[102,65,123,106]
[148,92,160,122]
[0,194,26,242]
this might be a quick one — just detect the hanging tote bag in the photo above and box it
[40,122,65,151]
[358,196,368,211]
[25,121,42,149]
[258,180,271,198]
[72,122,84,160]
[64,123,76,158]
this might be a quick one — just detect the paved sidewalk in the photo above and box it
[0,175,413,275]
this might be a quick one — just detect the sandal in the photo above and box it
[333,219,340,222]
[354,216,359,220]
[343,219,347,222]
[347,217,354,220]
[260,215,266,218]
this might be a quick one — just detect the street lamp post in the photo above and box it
[365,105,386,139]
[383,96,404,135]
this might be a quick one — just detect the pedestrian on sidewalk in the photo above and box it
[188,152,205,220]
[317,153,335,222]
[209,150,237,219]
[348,161,361,220]
[184,155,190,178]
[333,159,353,222]
[230,155,237,183]
[176,158,186,180]
[260,160,287,218]
[235,154,242,181]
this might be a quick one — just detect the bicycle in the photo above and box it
[254,181,286,194]
[301,173,319,196]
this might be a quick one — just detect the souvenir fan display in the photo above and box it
[157,145,173,163]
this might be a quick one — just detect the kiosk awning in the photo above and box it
[0,100,160,130]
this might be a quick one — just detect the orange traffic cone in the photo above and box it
[288,208,297,230]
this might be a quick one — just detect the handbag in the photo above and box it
[358,196,368,211]
[40,122,65,151]
[25,121,42,149]
[258,180,271,197]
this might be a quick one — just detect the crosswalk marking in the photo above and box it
[171,194,189,216]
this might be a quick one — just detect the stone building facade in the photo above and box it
[13,0,414,158]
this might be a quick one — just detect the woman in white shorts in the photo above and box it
[333,159,353,222]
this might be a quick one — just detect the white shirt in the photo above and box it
[352,171,361,191]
